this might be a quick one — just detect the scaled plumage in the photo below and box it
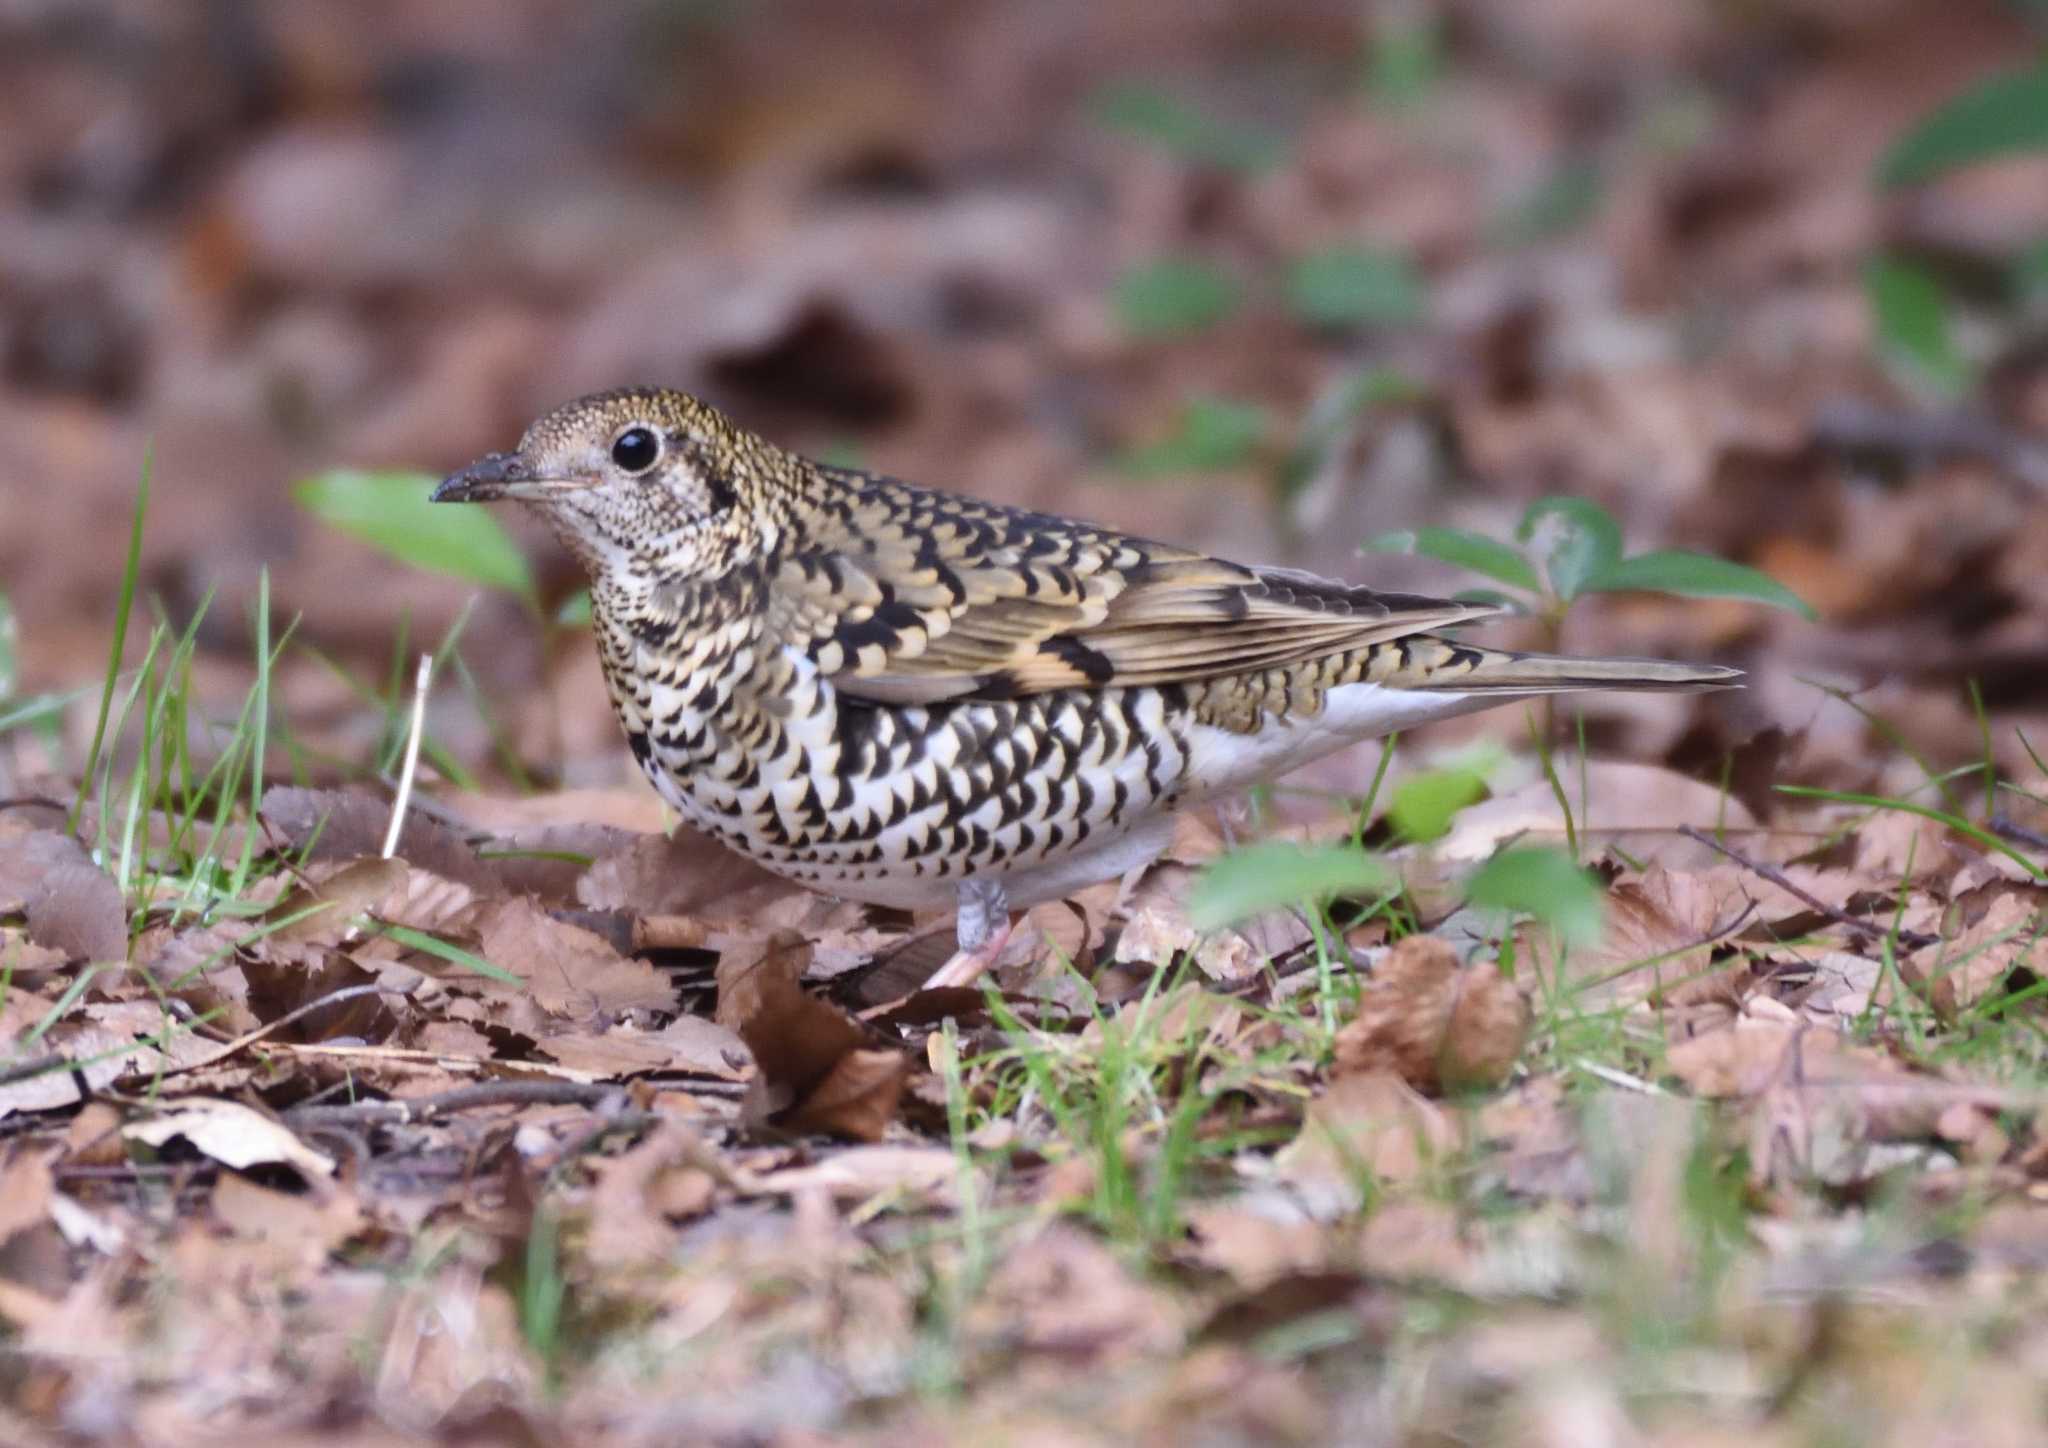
[435,387,1739,966]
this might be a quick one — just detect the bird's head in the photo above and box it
[432,387,781,581]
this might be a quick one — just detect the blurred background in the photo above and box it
[2,0,2045,800]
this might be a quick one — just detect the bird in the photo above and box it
[433,386,1739,986]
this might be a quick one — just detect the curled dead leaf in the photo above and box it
[124,1100,334,1179]
[782,1048,911,1142]
[716,930,906,1140]
[1334,936,1529,1094]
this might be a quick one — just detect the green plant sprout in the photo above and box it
[1366,494,1813,651]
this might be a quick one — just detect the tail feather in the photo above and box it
[1400,643,1741,695]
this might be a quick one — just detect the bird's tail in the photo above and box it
[1394,639,1741,695]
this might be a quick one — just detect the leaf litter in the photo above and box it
[5,3,2048,1441]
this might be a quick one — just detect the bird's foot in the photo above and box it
[922,879,1015,991]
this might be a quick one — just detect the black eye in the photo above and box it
[610,426,661,474]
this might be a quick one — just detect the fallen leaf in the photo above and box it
[533,1029,686,1077]
[716,931,863,1107]
[1273,1071,1458,1218]
[210,1173,363,1264]
[0,830,126,962]
[1334,936,1529,1094]
[260,786,498,891]
[0,1149,55,1247]
[1435,760,1757,866]
[782,1047,912,1142]
[476,897,678,1020]
[1903,889,2044,1020]
[123,1100,335,1179]
[716,932,906,1139]
[748,1144,958,1203]
[577,827,793,917]
[265,856,408,945]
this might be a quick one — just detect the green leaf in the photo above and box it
[1092,83,1284,173]
[1284,246,1425,329]
[1116,397,1270,477]
[1466,846,1604,946]
[1516,497,1623,601]
[1188,843,1391,931]
[1584,550,1815,618]
[1114,258,1240,338]
[1389,762,1491,844]
[295,471,537,604]
[1864,256,1969,398]
[1365,527,1540,593]
[1880,64,2048,187]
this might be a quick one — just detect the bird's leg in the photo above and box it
[921,878,1015,990]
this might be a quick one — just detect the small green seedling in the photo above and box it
[1367,494,1814,648]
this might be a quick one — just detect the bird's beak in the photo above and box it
[431,452,592,503]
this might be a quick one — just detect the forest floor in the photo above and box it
[4,2,2048,1443]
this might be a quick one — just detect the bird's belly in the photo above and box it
[638,681,1196,909]
[1179,680,1489,799]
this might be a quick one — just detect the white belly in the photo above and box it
[1181,682,1492,800]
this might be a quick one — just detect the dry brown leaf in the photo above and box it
[475,897,678,1020]
[1273,1071,1459,1218]
[533,1029,683,1077]
[1334,936,1529,1094]
[265,856,408,946]
[716,931,861,1100]
[260,786,498,891]
[714,930,906,1138]
[210,1173,363,1264]
[577,826,792,917]
[1113,861,1293,985]
[781,1047,912,1142]
[0,830,126,963]
[1665,1020,1810,1098]
[1903,890,2044,1021]
[748,1144,957,1203]
[649,1013,754,1080]
[581,1121,725,1268]
[1182,1203,1330,1289]
[964,1225,1185,1362]
[417,1020,494,1059]
[1435,760,1757,867]
[0,1149,55,1248]
[123,1100,334,1179]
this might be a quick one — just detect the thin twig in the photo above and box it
[0,1052,71,1088]
[106,983,410,1088]
[1677,825,1938,951]
[286,1079,626,1129]
[1989,813,2048,856]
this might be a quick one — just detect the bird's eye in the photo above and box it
[609,426,661,474]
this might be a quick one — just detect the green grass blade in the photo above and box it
[73,449,150,830]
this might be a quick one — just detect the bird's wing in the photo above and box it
[768,471,1499,704]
